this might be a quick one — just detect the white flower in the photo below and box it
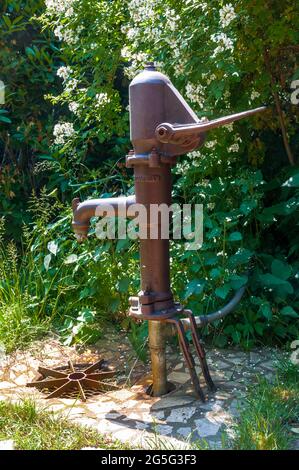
[65,78,79,92]
[121,46,132,59]
[206,140,217,149]
[127,28,139,40]
[53,122,75,145]
[68,101,80,115]
[211,33,234,55]
[123,52,150,79]
[185,83,205,108]
[250,90,260,100]
[128,0,157,23]
[45,0,77,17]
[165,8,180,32]
[54,25,78,44]
[228,143,239,153]
[57,66,72,82]
[219,4,237,28]
[95,93,110,107]
[202,72,217,85]
[224,123,234,132]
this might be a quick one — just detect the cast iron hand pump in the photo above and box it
[72,63,265,400]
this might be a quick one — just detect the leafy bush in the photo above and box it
[0,1,298,352]
[122,0,299,348]
[0,0,61,237]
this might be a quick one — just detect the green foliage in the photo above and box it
[122,0,299,348]
[0,217,50,352]
[0,0,60,237]
[0,1,298,352]
[0,174,139,350]
[38,0,130,164]
[26,178,138,347]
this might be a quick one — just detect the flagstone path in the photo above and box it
[0,330,284,449]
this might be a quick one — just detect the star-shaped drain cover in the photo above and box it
[27,359,118,401]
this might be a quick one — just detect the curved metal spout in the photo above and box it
[72,195,136,241]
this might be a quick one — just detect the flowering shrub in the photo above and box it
[1,1,298,349]
[36,0,299,347]
[39,0,129,159]
[120,0,299,347]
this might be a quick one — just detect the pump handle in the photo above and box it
[155,106,266,144]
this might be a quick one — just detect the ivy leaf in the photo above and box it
[184,279,205,299]
[229,248,252,267]
[228,231,242,242]
[259,274,294,295]
[77,308,95,323]
[207,227,221,239]
[116,238,130,252]
[79,287,96,300]
[282,173,299,188]
[215,283,231,299]
[259,303,272,320]
[254,322,265,335]
[0,116,12,123]
[231,330,241,344]
[240,199,257,215]
[281,306,298,318]
[274,324,287,338]
[229,274,248,289]
[210,268,221,279]
[117,278,130,293]
[271,259,291,280]
[214,334,228,347]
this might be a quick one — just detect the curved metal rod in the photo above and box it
[180,284,247,331]
[195,284,246,326]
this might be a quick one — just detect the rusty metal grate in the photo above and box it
[26,359,118,401]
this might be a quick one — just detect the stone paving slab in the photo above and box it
[0,331,284,449]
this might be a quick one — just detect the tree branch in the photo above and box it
[264,49,295,166]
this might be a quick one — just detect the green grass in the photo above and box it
[230,359,299,450]
[0,237,50,353]
[0,301,49,354]
[0,399,130,450]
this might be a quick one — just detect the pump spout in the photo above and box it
[72,195,136,241]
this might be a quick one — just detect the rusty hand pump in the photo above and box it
[72,63,266,400]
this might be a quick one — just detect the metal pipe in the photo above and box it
[132,152,174,396]
[165,284,247,335]
[148,321,168,396]
[72,195,136,240]
[195,284,246,326]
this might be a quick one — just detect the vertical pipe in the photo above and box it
[148,321,168,396]
[134,159,173,396]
